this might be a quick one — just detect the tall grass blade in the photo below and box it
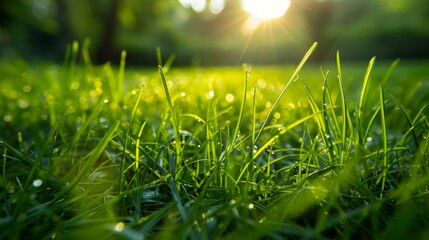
[336,51,348,164]
[386,90,420,150]
[54,120,119,201]
[253,42,318,145]
[381,58,400,86]
[359,57,376,116]
[159,66,182,177]
[224,70,248,189]
[377,84,388,199]
[118,50,126,102]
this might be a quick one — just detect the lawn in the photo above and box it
[1,43,429,239]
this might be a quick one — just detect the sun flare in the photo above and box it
[241,0,291,20]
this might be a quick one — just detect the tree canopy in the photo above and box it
[1,0,428,65]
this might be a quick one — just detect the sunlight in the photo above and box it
[241,0,291,20]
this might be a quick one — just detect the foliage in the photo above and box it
[1,0,429,64]
[1,42,429,239]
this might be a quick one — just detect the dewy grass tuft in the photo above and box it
[1,41,429,239]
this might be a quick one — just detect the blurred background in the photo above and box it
[1,0,428,66]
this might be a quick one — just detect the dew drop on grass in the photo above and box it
[32,179,43,187]
[114,222,125,232]
[248,203,254,209]
[18,99,29,109]
[206,90,215,99]
[367,137,373,142]
[225,93,234,102]
[104,99,109,104]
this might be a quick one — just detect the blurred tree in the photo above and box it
[97,0,120,62]
[1,0,428,64]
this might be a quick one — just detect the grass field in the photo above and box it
[1,42,429,239]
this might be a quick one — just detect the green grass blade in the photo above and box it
[336,51,348,164]
[378,84,388,199]
[159,66,182,178]
[381,58,400,86]
[386,90,420,150]
[118,50,126,101]
[54,120,120,201]
[359,56,376,116]
[254,42,318,145]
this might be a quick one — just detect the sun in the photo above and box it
[241,0,291,20]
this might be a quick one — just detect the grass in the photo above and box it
[1,41,429,239]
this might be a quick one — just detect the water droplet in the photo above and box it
[248,203,254,209]
[225,93,234,102]
[32,179,43,187]
[104,99,109,103]
[181,92,186,97]
[367,137,373,142]
[229,199,236,205]
[114,222,125,232]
